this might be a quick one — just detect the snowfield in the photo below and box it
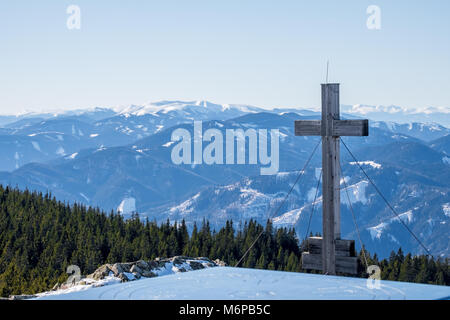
[443,203,450,217]
[34,267,449,300]
[368,210,415,240]
[117,197,136,215]
[349,161,382,169]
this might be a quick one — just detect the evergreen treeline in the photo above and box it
[0,185,448,297]
[359,248,449,285]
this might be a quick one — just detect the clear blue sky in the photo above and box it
[0,0,449,114]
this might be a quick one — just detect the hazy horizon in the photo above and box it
[1,1,449,114]
[1,99,449,119]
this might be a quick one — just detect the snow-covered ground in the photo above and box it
[34,267,450,300]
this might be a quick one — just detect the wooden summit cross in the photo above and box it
[294,83,369,275]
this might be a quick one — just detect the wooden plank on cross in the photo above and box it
[294,120,369,137]
[306,237,356,257]
[301,252,358,275]
[294,120,321,136]
[333,119,369,136]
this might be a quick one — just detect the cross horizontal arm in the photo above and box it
[295,119,369,137]
[332,119,369,137]
[294,120,322,136]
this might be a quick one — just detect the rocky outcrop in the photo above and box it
[84,256,225,283]
[214,259,227,267]
[17,256,226,299]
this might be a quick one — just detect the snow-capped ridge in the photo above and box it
[115,100,265,117]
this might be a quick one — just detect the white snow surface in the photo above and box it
[79,193,90,202]
[273,206,306,226]
[340,180,369,205]
[117,100,262,117]
[169,193,200,216]
[368,210,415,240]
[162,141,175,147]
[368,222,389,240]
[31,141,41,152]
[349,161,382,169]
[56,146,65,156]
[443,156,450,165]
[66,152,78,159]
[443,203,450,217]
[34,267,450,300]
[117,197,136,215]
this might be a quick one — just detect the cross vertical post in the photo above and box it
[294,83,369,275]
[321,83,340,275]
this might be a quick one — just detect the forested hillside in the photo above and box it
[0,185,448,297]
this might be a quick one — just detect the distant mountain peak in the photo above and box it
[343,104,450,116]
[342,104,450,127]
[115,100,265,117]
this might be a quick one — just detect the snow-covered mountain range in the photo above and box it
[0,100,448,258]
[341,104,450,127]
[0,101,448,172]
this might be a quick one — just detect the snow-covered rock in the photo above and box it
[31,257,223,300]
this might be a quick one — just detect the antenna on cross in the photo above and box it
[326,60,329,84]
